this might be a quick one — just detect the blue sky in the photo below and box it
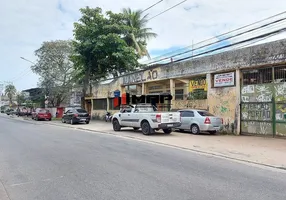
[0,0,286,91]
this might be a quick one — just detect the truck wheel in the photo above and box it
[133,127,140,131]
[191,124,200,134]
[141,121,152,135]
[113,119,121,131]
[163,128,172,134]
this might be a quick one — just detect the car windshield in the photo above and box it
[197,111,214,116]
[76,109,87,113]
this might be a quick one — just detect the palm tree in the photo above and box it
[5,84,17,106]
[122,8,157,60]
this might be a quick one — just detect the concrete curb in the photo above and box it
[45,121,286,171]
[5,116,285,171]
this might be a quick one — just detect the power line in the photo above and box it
[141,0,164,13]
[145,16,286,65]
[173,27,286,63]
[148,0,188,21]
[77,26,285,84]
[145,10,286,64]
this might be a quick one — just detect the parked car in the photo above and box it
[176,109,223,134]
[5,109,16,115]
[32,108,52,121]
[61,108,90,125]
[112,104,181,135]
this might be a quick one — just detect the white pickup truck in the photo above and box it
[112,104,181,135]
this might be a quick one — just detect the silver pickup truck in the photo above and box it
[112,104,181,135]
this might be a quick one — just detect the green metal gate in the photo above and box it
[241,66,286,137]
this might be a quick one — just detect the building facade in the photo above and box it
[87,39,286,136]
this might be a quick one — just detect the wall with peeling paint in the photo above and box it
[92,79,122,99]
[208,87,237,133]
[173,99,207,110]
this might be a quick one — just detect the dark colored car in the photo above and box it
[5,109,15,115]
[61,108,90,125]
[32,108,52,121]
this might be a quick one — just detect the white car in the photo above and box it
[177,109,223,134]
[112,104,181,135]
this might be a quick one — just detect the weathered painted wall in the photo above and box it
[241,121,273,135]
[208,87,237,133]
[122,39,286,85]
[172,99,207,110]
[92,79,122,99]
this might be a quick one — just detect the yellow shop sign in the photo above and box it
[189,79,207,92]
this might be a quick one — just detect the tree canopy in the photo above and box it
[72,7,140,97]
[122,8,157,59]
[4,84,16,105]
[31,40,76,107]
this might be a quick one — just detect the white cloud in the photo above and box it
[0,0,285,90]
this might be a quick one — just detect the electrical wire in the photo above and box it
[171,20,286,62]
[173,27,286,63]
[145,17,286,65]
[144,10,286,64]
[148,0,188,21]
[141,0,164,13]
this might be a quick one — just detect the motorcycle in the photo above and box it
[105,112,112,122]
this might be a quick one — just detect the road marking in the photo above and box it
[0,179,11,200]
[10,176,64,187]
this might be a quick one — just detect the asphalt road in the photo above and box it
[1,115,286,200]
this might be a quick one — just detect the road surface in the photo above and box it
[0,115,286,200]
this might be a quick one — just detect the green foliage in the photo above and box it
[4,84,16,105]
[187,90,207,100]
[16,92,25,106]
[72,7,140,96]
[122,8,157,59]
[31,40,76,107]
[25,100,34,108]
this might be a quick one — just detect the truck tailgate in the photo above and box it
[160,112,180,123]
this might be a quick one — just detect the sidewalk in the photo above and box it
[48,119,286,169]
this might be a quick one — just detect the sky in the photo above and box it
[0,0,286,91]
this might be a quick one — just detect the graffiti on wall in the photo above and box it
[208,87,236,120]
[274,82,286,101]
[241,121,272,135]
[241,84,273,103]
[241,103,272,121]
[173,99,207,110]
[276,123,286,136]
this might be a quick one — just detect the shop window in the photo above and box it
[274,65,286,83]
[125,85,137,95]
[175,89,184,100]
[242,68,272,85]
[93,99,107,110]
[108,98,120,110]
